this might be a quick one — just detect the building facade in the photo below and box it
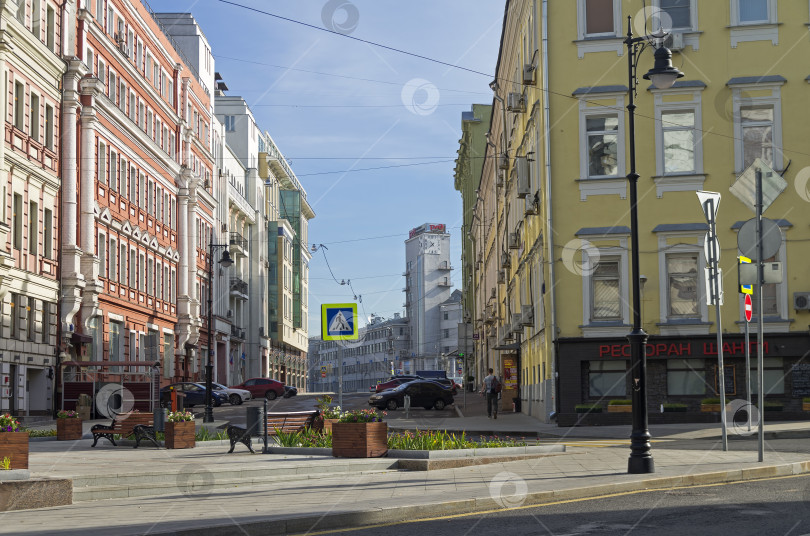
[403,223,452,374]
[0,0,64,415]
[469,0,810,424]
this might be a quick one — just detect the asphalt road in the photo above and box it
[201,392,458,426]
[310,474,810,536]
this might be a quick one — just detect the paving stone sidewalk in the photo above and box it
[5,424,810,535]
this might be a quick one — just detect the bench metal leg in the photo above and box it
[133,425,160,449]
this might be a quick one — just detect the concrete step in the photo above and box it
[71,458,400,502]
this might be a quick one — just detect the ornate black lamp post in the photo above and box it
[623,16,683,474]
[204,236,233,423]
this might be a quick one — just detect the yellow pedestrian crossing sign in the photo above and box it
[321,303,358,341]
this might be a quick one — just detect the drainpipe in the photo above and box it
[541,0,558,422]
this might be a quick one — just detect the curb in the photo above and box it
[156,459,810,535]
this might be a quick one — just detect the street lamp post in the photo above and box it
[623,16,683,474]
[204,236,234,424]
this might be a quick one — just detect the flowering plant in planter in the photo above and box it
[0,414,21,432]
[337,409,386,423]
[166,410,194,423]
[323,405,343,419]
[56,410,80,419]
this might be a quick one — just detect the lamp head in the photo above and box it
[218,249,234,268]
[643,46,684,89]
[489,80,499,92]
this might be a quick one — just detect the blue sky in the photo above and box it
[145,0,504,334]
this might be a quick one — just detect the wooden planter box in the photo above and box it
[607,405,632,413]
[803,402,810,411]
[323,419,339,433]
[0,432,29,469]
[165,421,195,449]
[332,422,388,458]
[701,404,722,412]
[57,418,83,440]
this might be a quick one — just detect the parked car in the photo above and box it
[374,375,424,393]
[368,379,454,411]
[230,378,286,400]
[283,386,298,398]
[160,382,227,408]
[212,382,252,405]
[430,378,459,395]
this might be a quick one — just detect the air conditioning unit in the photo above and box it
[663,32,685,52]
[524,195,538,216]
[520,305,534,326]
[497,270,506,284]
[506,92,525,113]
[523,63,536,85]
[203,179,210,189]
[508,232,519,250]
[487,325,497,338]
[510,313,523,333]
[516,156,530,198]
[496,169,505,187]
[500,253,511,268]
[258,327,265,337]
[794,292,810,311]
[498,153,509,170]
[490,287,497,299]
[226,309,233,318]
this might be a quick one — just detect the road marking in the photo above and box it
[290,473,810,535]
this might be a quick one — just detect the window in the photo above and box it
[9,293,18,338]
[44,104,53,150]
[30,93,39,141]
[120,243,127,285]
[658,0,693,30]
[98,232,106,278]
[588,360,626,397]
[749,358,784,395]
[585,115,619,177]
[109,150,117,192]
[43,208,52,258]
[163,333,173,379]
[666,254,699,318]
[163,265,169,301]
[147,258,154,296]
[16,0,25,24]
[42,302,51,344]
[46,6,55,51]
[667,358,706,395]
[110,320,122,366]
[129,249,136,288]
[12,193,22,250]
[734,0,771,24]
[591,259,621,320]
[224,115,235,131]
[577,0,619,39]
[138,253,145,291]
[171,269,176,302]
[14,81,24,130]
[442,329,449,338]
[28,201,37,255]
[659,110,697,174]
[32,0,41,37]
[740,106,773,171]
[97,141,106,184]
[109,70,116,104]
[109,238,117,282]
[443,312,448,320]
[27,298,37,341]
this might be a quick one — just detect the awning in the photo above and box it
[492,342,520,350]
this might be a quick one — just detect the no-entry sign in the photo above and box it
[744,294,753,322]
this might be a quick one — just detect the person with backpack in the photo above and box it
[480,367,501,419]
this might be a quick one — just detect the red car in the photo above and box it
[231,378,286,400]
[375,375,423,393]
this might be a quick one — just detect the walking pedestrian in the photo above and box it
[480,368,499,419]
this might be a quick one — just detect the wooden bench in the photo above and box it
[226,410,321,454]
[90,413,159,448]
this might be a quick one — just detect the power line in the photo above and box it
[216,0,493,79]
[295,159,455,177]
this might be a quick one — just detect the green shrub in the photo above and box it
[608,399,632,406]
[701,398,721,405]
[387,430,526,450]
[575,403,602,413]
[23,428,56,438]
[803,397,810,404]
[764,401,783,410]
[662,403,688,412]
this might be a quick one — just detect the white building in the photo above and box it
[403,223,452,373]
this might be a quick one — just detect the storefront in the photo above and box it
[557,333,810,425]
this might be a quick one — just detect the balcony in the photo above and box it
[438,260,453,270]
[230,324,246,340]
[229,231,248,257]
[230,276,249,300]
[438,277,452,287]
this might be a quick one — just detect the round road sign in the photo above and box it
[737,218,782,261]
[744,294,753,322]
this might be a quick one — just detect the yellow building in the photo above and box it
[472,0,810,424]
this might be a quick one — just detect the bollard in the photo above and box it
[404,394,411,419]
[262,398,268,453]
[153,407,167,433]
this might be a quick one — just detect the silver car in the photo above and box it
[212,382,252,405]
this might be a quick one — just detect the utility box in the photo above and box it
[246,406,262,436]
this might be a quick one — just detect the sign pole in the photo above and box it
[708,200,728,451]
[338,345,343,410]
[756,168,765,462]
[744,304,751,432]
